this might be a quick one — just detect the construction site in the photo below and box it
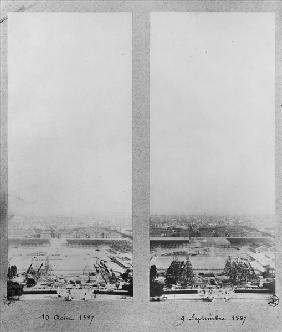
[8,234,133,301]
[150,237,275,301]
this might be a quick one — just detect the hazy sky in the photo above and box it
[8,13,132,222]
[151,13,275,216]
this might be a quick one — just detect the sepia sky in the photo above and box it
[151,13,275,216]
[8,13,132,222]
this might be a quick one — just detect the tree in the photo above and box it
[8,265,18,279]
[11,265,17,277]
[7,280,23,299]
[150,280,164,297]
[7,266,12,279]
[150,265,157,281]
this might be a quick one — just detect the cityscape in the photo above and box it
[150,214,275,238]
[8,215,133,301]
[6,11,276,307]
[150,215,275,302]
[7,13,132,303]
[149,11,275,303]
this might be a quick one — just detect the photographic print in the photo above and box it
[150,13,276,302]
[1,2,281,332]
[7,13,132,302]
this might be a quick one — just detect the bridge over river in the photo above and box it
[150,236,273,249]
[8,236,132,247]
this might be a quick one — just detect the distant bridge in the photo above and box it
[150,236,273,247]
[66,238,131,246]
[151,237,191,242]
[8,236,131,247]
[8,237,50,246]
[150,236,273,241]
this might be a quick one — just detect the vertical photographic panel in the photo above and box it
[8,13,132,300]
[150,13,275,301]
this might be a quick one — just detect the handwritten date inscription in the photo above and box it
[38,313,95,325]
[176,313,247,326]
